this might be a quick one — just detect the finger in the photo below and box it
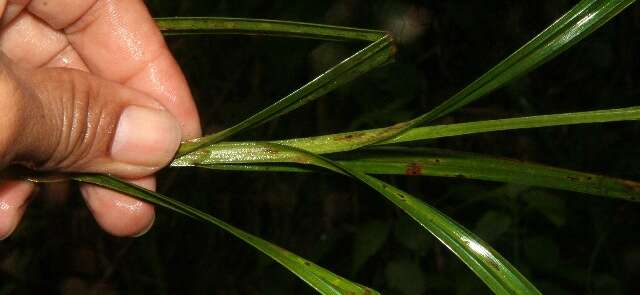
[80,177,155,237]
[0,11,88,71]
[0,180,34,240]
[1,57,181,178]
[27,0,93,30]
[0,0,28,26]
[0,12,69,67]
[44,43,88,71]
[28,0,201,138]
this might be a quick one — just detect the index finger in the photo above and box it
[27,0,201,138]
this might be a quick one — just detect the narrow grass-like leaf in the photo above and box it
[177,34,395,155]
[347,174,540,294]
[335,147,640,202]
[168,1,634,156]
[73,174,379,295]
[157,17,392,154]
[385,106,640,144]
[404,0,635,127]
[172,143,640,202]
[268,0,634,151]
[157,17,385,42]
[236,144,540,294]
[264,106,640,155]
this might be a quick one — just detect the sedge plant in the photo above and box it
[13,0,640,294]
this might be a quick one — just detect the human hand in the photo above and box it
[0,0,201,239]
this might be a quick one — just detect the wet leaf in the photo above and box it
[73,174,379,295]
[174,145,640,203]
[157,17,384,41]
[246,144,541,294]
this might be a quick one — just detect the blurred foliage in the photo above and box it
[2,0,640,294]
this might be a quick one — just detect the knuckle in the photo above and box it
[34,69,119,171]
[0,64,24,167]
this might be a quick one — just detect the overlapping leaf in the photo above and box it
[202,143,541,294]
[161,18,394,155]
[173,145,640,202]
[73,174,379,295]
[16,1,638,294]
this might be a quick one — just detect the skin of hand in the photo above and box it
[0,0,202,239]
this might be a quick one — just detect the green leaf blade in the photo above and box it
[177,34,395,155]
[407,0,635,127]
[359,175,540,294]
[172,141,640,202]
[231,106,640,157]
[334,147,640,202]
[157,17,385,42]
[268,0,636,151]
[246,144,541,294]
[73,174,379,295]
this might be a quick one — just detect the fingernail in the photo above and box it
[132,213,155,238]
[111,106,181,167]
[0,214,19,240]
[0,225,16,240]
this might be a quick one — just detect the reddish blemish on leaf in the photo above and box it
[293,156,312,164]
[405,162,422,176]
[621,180,640,192]
[261,146,281,155]
[334,132,367,141]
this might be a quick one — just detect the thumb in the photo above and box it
[0,56,182,177]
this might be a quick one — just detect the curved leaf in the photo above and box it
[404,0,636,128]
[247,0,635,151]
[72,174,379,295]
[230,144,541,294]
[177,34,395,155]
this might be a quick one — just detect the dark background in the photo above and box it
[2,0,640,294]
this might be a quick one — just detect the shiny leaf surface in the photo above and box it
[73,174,379,295]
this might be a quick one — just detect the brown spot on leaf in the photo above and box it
[389,122,409,131]
[293,156,312,164]
[486,257,501,271]
[263,147,280,155]
[621,180,640,193]
[405,162,422,176]
[334,132,366,141]
[567,176,579,182]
